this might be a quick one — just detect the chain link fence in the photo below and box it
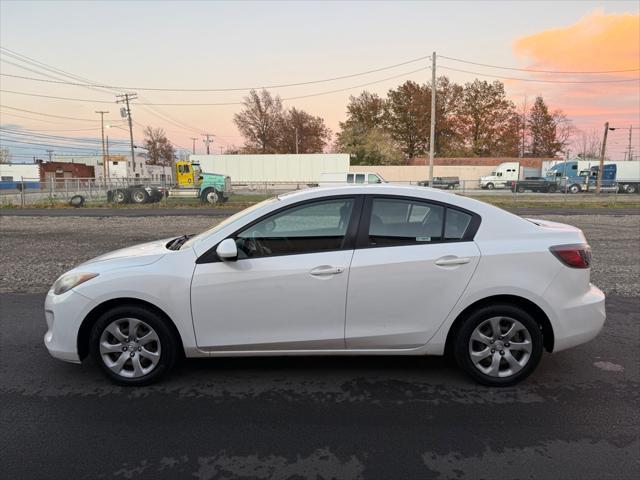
[0,177,636,209]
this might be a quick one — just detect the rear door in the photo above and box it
[345,196,481,349]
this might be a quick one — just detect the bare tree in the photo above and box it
[143,126,175,166]
[0,148,11,164]
[234,89,284,153]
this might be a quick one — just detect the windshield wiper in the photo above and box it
[167,234,195,251]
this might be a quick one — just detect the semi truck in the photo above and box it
[107,161,231,204]
[479,162,540,190]
[546,160,640,194]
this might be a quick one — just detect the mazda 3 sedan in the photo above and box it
[44,185,605,386]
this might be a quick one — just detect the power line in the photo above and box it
[0,128,129,145]
[0,88,115,103]
[437,55,640,74]
[0,52,432,92]
[0,105,109,122]
[438,65,640,83]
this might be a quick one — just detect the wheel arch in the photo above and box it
[444,294,554,356]
[77,297,186,361]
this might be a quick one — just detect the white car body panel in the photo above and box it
[346,242,480,349]
[191,249,354,350]
[43,185,606,368]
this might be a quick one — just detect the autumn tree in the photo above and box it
[460,79,520,156]
[278,107,331,153]
[143,126,175,166]
[528,96,573,157]
[336,92,403,164]
[0,147,11,164]
[234,89,284,153]
[383,81,430,161]
[432,76,467,156]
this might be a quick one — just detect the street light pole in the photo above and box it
[596,122,610,194]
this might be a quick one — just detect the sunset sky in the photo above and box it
[0,0,638,160]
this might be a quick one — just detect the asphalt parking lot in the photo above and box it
[1,212,639,479]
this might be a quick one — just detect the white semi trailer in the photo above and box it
[191,154,350,184]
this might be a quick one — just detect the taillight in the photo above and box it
[550,244,592,268]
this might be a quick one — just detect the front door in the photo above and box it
[191,196,361,351]
[346,196,480,349]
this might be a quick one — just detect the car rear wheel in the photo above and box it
[454,304,543,386]
[90,305,177,386]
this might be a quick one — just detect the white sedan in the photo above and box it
[44,185,606,386]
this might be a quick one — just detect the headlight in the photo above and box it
[52,272,99,295]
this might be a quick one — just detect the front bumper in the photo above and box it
[44,289,95,363]
[549,284,606,352]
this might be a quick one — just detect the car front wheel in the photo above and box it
[454,304,543,386]
[90,305,177,386]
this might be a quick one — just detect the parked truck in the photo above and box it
[107,161,231,205]
[479,162,539,190]
[546,160,639,194]
[508,177,558,193]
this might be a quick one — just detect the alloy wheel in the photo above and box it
[468,316,532,378]
[99,318,161,378]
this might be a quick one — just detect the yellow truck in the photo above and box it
[108,161,231,205]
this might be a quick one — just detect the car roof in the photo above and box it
[278,184,483,210]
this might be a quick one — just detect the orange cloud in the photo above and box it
[514,10,640,76]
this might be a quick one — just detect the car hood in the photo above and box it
[76,237,174,270]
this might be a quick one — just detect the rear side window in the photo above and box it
[355,174,365,184]
[444,209,472,240]
[368,198,444,246]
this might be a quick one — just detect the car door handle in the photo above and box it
[310,266,345,276]
[435,256,471,267]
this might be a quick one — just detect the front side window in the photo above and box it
[368,198,444,247]
[368,174,381,184]
[236,198,355,258]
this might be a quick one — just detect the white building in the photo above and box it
[0,162,40,181]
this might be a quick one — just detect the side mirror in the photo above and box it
[216,238,238,261]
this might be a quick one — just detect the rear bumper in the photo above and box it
[549,284,606,352]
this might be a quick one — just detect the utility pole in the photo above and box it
[627,125,633,161]
[190,137,197,155]
[202,133,214,155]
[521,96,527,158]
[596,122,610,194]
[46,149,54,162]
[106,136,110,178]
[116,93,138,175]
[428,51,436,187]
[295,127,299,154]
[95,110,109,181]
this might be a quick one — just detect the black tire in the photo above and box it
[548,184,557,193]
[624,184,637,194]
[69,194,85,208]
[453,304,544,387]
[89,305,177,386]
[200,187,219,204]
[131,188,150,204]
[516,185,525,193]
[486,183,495,190]
[569,184,581,194]
[111,189,130,204]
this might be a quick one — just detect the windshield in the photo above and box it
[181,196,279,249]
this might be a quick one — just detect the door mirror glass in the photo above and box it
[216,238,238,261]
